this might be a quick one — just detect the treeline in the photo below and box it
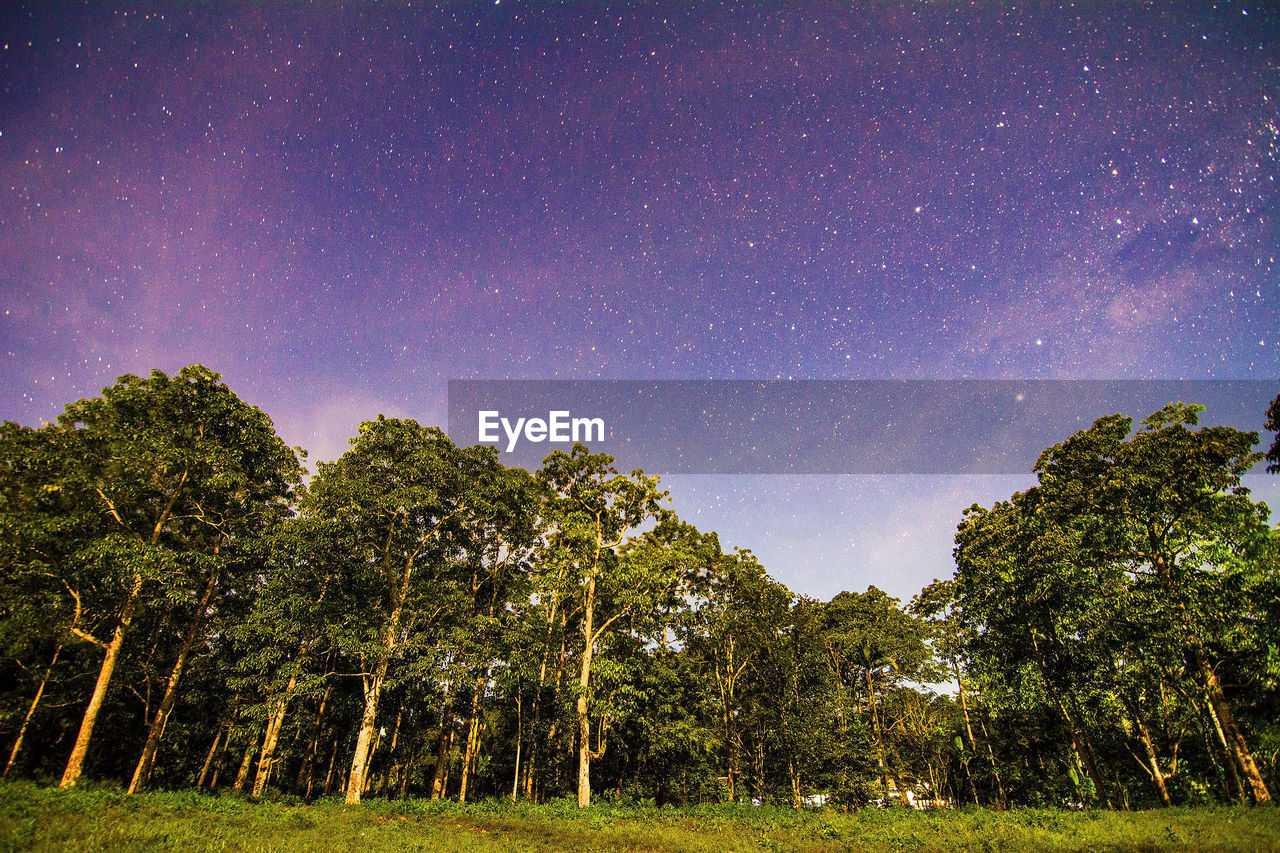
[0,367,1276,810]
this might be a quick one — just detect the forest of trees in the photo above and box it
[1,366,1277,810]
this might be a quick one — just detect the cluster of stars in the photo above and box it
[0,2,1275,445]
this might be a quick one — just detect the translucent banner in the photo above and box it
[446,380,1278,474]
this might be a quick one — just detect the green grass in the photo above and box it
[1,781,1277,852]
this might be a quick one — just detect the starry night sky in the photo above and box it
[2,2,1278,600]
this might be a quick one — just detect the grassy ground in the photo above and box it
[1,780,1277,852]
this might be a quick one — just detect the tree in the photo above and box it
[536,445,666,807]
[912,578,1008,807]
[2,367,302,789]
[820,587,934,795]
[954,403,1275,807]
[302,418,532,804]
[1035,404,1272,804]
[681,549,792,802]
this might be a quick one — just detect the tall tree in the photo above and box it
[303,418,531,804]
[3,367,302,789]
[536,445,666,807]
[955,403,1275,806]
[1034,404,1272,804]
[681,549,792,803]
[820,586,934,795]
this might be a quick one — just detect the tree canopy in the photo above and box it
[1,370,1276,811]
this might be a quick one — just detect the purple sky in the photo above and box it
[3,3,1277,600]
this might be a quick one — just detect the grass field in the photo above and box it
[1,781,1277,852]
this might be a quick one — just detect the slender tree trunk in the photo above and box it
[397,744,416,799]
[362,725,382,795]
[431,690,457,800]
[1031,632,1109,810]
[715,646,744,803]
[976,711,1007,808]
[346,543,417,806]
[521,599,556,801]
[1133,713,1172,807]
[298,683,332,795]
[1195,651,1271,804]
[197,723,228,789]
[724,704,740,803]
[521,707,539,800]
[577,568,599,808]
[345,653,391,804]
[322,737,339,796]
[459,677,484,803]
[511,685,523,802]
[1041,662,1110,809]
[233,731,259,791]
[1056,700,1111,810]
[866,672,897,793]
[459,709,481,803]
[435,727,456,798]
[951,664,981,807]
[788,756,803,810]
[129,567,219,793]
[4,644,61,778]
[253,670,300,797]
[61,573,143,788]
[525,606,568,801]
[1203,683,1246,802]
[209,731,232,789]
[751,741,767,804]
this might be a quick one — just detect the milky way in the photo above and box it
[2,3,1277,599]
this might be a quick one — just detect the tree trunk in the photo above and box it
[233,731,259,791]
[525,606,568,801]
[362,725,382,795]
[345,654,391,804]
[520,602,558,801]
[322,737,340,796]
[346,544,416,806]
[1056,699,1111,809]
[1031,631,1109,810]
[197,723,228,789]
[208,730,233,789]
[1133,713,1172,807]
[788,756,803,810]
[4,644,61,778]
[459,678,484,803]
[511,685,523,802]
[1201,693,1244,802]
[866,671,897,793]
[435,726,456,798]
[715,645,744,803]
[951,664,981,807]
[1196,651,1271,804]
[397,744,416,799]
[976,711,1008,808]
[60,573,143,788]
[577,567,599,808]
[253,670,300,798]
[431,690,457,800]
[129,567,219,793]
[298,683,332,796]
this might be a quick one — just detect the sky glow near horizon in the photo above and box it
[2,3,1278,602]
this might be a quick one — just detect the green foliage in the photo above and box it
[3,376,1277,813]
